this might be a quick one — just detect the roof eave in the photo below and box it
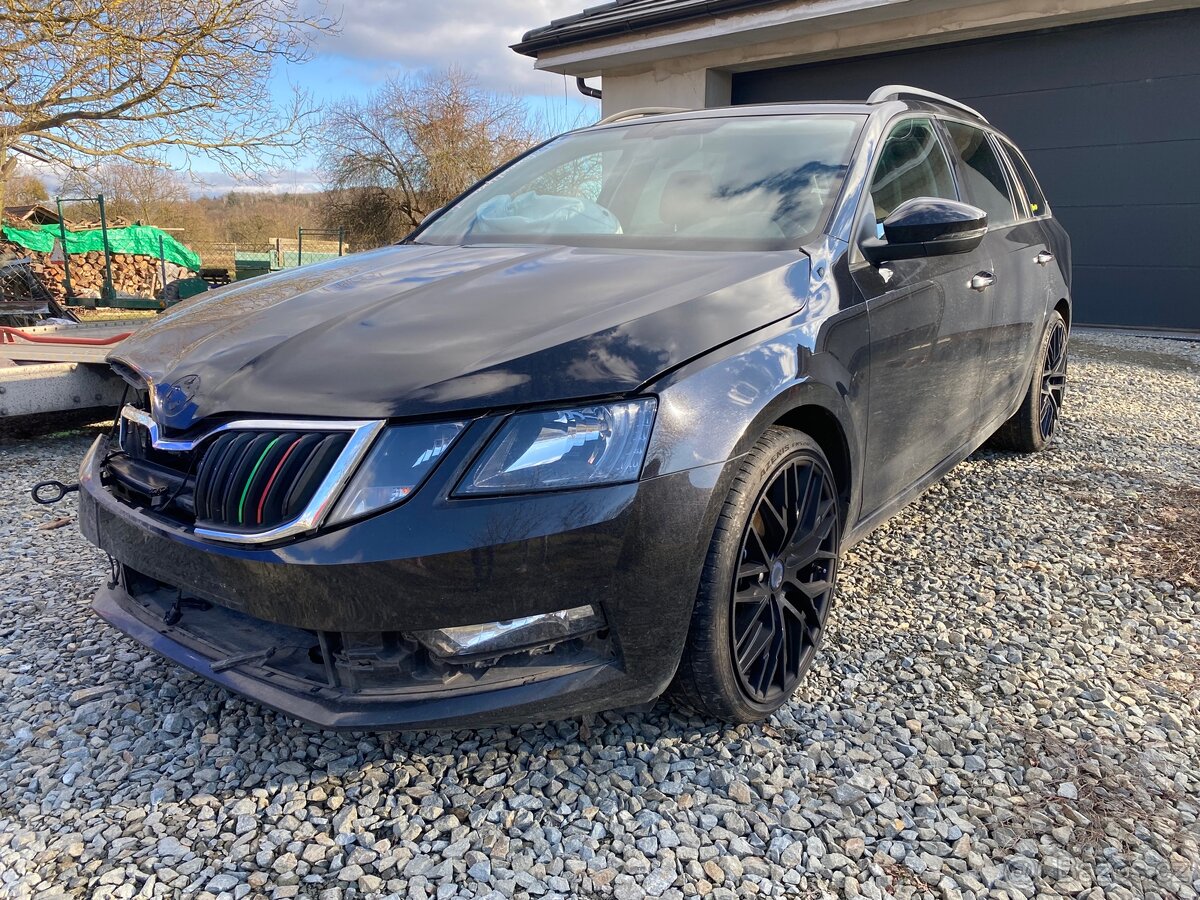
[511,0,788,56]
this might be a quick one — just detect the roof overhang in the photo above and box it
[516,0,1198,76]
[512,0,787,56]
[2,203,62,226]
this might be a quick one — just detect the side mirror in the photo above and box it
[861,197,987,265]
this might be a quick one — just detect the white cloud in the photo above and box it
[310,0,587,95]
[192,169,324,196]
[11,158,321,199]
[6,156,71,199]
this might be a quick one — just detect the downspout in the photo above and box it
[576,77,602,99]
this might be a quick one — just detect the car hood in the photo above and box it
[113,242,811,427]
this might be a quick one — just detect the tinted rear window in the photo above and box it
[999,139,1049,218]
[943,122,1017,228]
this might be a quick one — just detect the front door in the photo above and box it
[852,116,996,518]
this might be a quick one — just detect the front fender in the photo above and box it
[643,300,870,528]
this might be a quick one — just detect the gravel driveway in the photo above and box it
[2,331,1197,900]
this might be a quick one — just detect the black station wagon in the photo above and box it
[78,85,1071,729]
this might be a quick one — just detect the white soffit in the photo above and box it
[532,0,1196,74]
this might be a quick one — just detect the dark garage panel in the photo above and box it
[1060,206,1196,270]
[976,75,1200,149]
[731,9,1200,329]
[1072,268,1193,328]
[1032,142,1200,208]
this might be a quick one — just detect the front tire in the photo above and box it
[670,427,841,722]
[991,310,1068,453]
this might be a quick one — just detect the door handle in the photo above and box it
[1035,250,1054,266]
[969,272,996,292]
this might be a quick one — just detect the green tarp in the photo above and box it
[1,223,201,271]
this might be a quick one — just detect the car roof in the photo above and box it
[588,93,1000,126]
[583,97,1016,145]
[586,100,878,129]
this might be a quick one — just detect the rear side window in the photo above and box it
[943,122,1016,227]
[998,140,1049,218]
[868,118,957,224]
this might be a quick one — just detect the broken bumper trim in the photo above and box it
[93,581,630,731]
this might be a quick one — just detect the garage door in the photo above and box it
[731,9,1200,330]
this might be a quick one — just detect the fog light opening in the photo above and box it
[412,604,606,661]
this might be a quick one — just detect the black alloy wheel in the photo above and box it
[731,456,838,705]
[990,309,1069,454]
[1039,318,1068,441]
[671,427,841,722]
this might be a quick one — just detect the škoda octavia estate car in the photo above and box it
[77,86,1071,729]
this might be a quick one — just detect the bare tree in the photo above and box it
[0,0,335,213]
[62,161,190,224]
[4,168,48,206]
[321,186,410,252]
[321,68,544,248]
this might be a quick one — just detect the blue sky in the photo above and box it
[195,0,599,194]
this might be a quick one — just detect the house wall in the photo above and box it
[601,69,731,117]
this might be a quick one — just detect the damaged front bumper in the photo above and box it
[93,569,622,730]
[77,435,726,730]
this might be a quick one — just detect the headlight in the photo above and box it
[455,398,656,496]
[327,421,466,524]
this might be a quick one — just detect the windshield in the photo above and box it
[414,114,865,251]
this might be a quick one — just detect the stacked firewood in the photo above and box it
[59,250,165,297]
[0,241,176,301]
[26,254,66,301]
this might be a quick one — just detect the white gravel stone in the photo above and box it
[0,331,1197,899]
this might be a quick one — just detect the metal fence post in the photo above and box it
[159,234,168,295]
[297,226,303,267]
[97,194,116,305]
[55,197,74,301]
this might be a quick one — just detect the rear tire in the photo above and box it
[990,310,1068,453]
[670,427,841,722]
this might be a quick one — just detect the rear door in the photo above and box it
[941,120,1043,423]
[852,116,995,518]
[997,134,1065,324]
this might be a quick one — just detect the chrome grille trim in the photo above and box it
[116,405,385,545]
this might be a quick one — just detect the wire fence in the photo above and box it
[184,230,349,284]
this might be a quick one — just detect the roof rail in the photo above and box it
[867,85,988,123]
[596,106,691,126]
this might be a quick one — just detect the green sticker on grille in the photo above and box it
[238,436,282,524]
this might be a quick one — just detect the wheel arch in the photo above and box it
[1054,297,1071,332]
[773,404,852,515]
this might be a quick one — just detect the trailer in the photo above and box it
[0,318,137,419]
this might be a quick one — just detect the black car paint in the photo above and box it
[861,197,988,262]
[80,458,724,729]
[81,98,1071,729]
[112,244,811,427]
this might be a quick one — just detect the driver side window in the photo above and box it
[867,118,957,233]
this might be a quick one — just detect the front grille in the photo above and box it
[106,405,381,542]
[193,430,349,529]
